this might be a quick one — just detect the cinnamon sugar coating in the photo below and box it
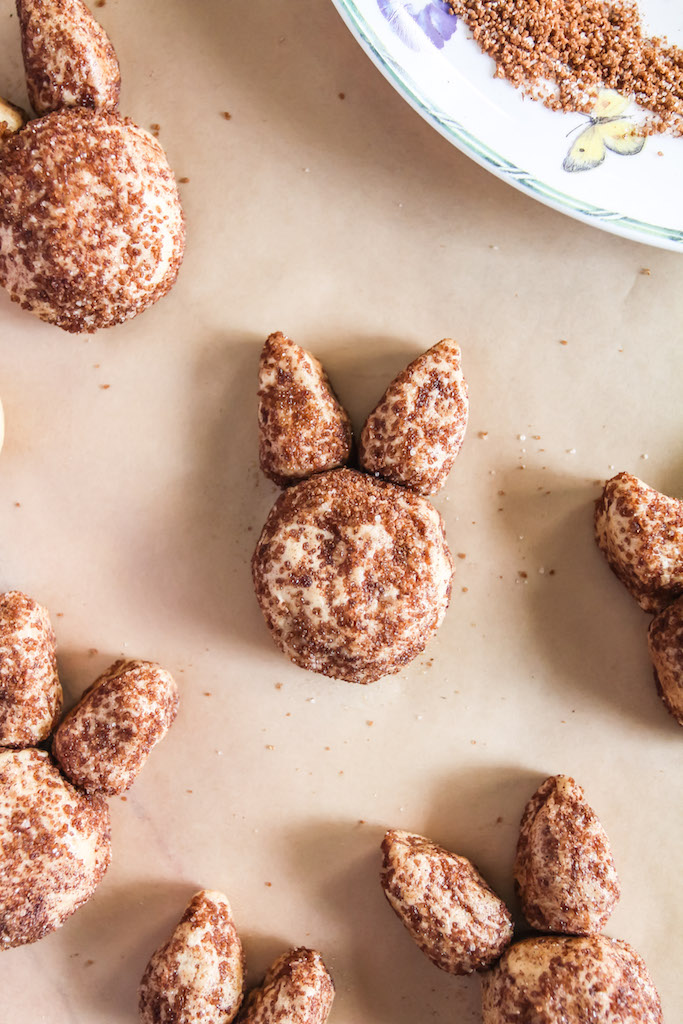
[53,659,179,796]
[139,890,245,1024]
[514,775,620,935]
[595,472,683,613]
[380,829,513,975]
[481,936,663,1024]
[0,108,185,333]
[258,333,352,487]
[238,948,334,1024]
[17,0,120,115]
[252,468,453,684]
[0,591,62,748]
[0,747,111,949]
[359,339,469,495]
[648,597,683,726]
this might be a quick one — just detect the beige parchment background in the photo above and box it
[0,0,682,1021]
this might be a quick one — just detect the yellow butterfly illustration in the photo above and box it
[563,90,645,173]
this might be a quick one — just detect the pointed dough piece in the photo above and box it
[17,0,121,115]
[238,948,334,1024]
[139,890,245,1024]
[380,829,513,975]
[595,471,683,612]
[359,339,468,495]
[514,775,620,935]
[257,333,353,487]
[0,590,62,748]
[53,659,179,796]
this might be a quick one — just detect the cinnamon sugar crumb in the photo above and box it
[447,0,683,135]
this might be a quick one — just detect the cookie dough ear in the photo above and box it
[359,338,469,496]
[0,97,26,139]
[17,0,121,116]
[257,332,353,487]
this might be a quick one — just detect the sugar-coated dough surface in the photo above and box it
[53,658,179,796]
[514,775,620,934]
[0,109,185,332]
[0,747,111,949]
[252,468,453,684]
[594,472,683,612]
[258,332,352,487]
[380,829,513,975]
[648,597,683,725]
[359,339,469,496]
[0,590,61,748]
[139,890,244,1024]
[481,936,663,1023]
[238,948,334,1024]
[17,0,120,115]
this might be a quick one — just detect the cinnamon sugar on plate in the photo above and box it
[446,0,683,136]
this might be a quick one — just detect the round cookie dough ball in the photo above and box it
[481,936,662,1024]
[0,747,111,948]
[252,468,453,684]
[0,108,185,332]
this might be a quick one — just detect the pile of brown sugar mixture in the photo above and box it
[446,0,683,136]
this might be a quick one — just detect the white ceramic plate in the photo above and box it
[330,0,683,251]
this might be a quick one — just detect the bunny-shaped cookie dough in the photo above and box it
[0,0,184,333]
[252,333,468,684]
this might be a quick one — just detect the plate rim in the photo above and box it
[331,0,683,254]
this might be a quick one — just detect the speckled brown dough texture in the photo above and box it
[595,472,683,612]
[252,468,453,684]
[359,339,469,496]
[481,936,663,1024]
[380,829,513,975]
[0,747,111,949]
[238,948,334,1024]
[0,108,185,332]
[257,332,353,487]
[53,659,179,796]
[514,775,620,935]
[0,590,62,748]
[17,0,121,115]
[139,890,245,1024]
[648,597,683,725]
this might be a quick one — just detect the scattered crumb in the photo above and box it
[265,881,272,887]
[178,176,190,184]
[120,796,127,802]
[84,959,95,967]
[462,586,469,593]
[203,691,212,697]
[14,502,20,508]
[99,384,110,390]
[338,92,346,100]
[470,739,477,745]
[560,339,568,345]
[265,744,275,750]
[275,682,283,690]
[88,648,98,656]
[640,267,651,275]
[221,111,232,120]
[150,123,160,132]
[457,552,466,560]
[478,431,489,439]
[186,789,193,794]
[366,720,374,727]
[358,819,366,825]
[518,571,528,578]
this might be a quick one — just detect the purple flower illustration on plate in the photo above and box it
[377,0,457,50]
